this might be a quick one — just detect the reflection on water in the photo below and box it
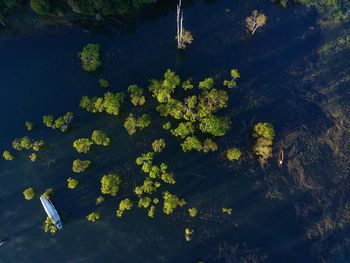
[1,0,349,262]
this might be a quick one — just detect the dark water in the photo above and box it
[1,0,348,262]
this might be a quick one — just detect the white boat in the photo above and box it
[40,196,63,230]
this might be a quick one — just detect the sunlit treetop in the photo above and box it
[72,159,91,173]
[202,138,218,153]
[152,138,166,153]
[43,112,73,132]
[78,43,101,72]
[12,136,45,152]
[73,138,93,153]
[91,130,110,146]
[3,150,14,161]
[80,92,125,117]
[87,212,100,222]
[124,113,151,135]
[171,122,195,139]
[116,198,133,218]
[101,173,122,196]
[181,136,203,152]
[199,116,230,137]
[128,84,146,106]
[252,122,275,140]
[198,77,215,91]
[163,191,186,215]
[226,147,242,161]
[23,187,35,200]
[149,69,180,103]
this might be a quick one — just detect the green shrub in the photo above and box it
[23,187,35,200]
[226,147,242,161]
[78,43,101,72]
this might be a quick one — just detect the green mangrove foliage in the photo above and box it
[182,78,194,90]
[148,69,236,152]
[223,69,240,88]
[73,130,110,153]
[91,130,110,146]
[99,78,110,88]
[3,150,14,161]
[128,84,146,106]
[43,216,57,234]
[152,138,166,153]
[25,121,33,131]
[96,196,105,205]
[78,43,101,72]
[12,136,44,152]
[73,138,93,153]
[252,122,275,164]
[87,212,100,222]
[124,113,151,135]
[163,191,186,215]
[162,122,171,130]
[72,159,91,173]
[67,178,78,189]
[226,147,242,161]
[23,187,35,200]
[202,138,218,153]
[181,136,202,152]
[29,153,37,162]
[43,112,73,132]
[41,188,54,199]
[116,198,133,217]
[80,92,125,117]
[101,173,122,196]
[185,227,193,241]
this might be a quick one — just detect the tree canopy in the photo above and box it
[101,173,122,196]
[78,43,101,72]
[72,159,91,173]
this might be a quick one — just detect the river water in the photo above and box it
[1,0,349,262]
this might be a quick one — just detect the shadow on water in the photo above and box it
[0,0,343,262]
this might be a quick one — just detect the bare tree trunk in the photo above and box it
[177,0,183,49]
[251,24,258,35]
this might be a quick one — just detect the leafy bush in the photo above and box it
[152,138,166,153]
[23,187,35,200]
[87,212,100,222]
[73,138,93,153]
[78,43,101,72]
[116,198,133,217]
[67,178,78,189]
[226,147,242,161]
[72,159,91,173]
[101,173,121,196]
[3,150,14,161]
